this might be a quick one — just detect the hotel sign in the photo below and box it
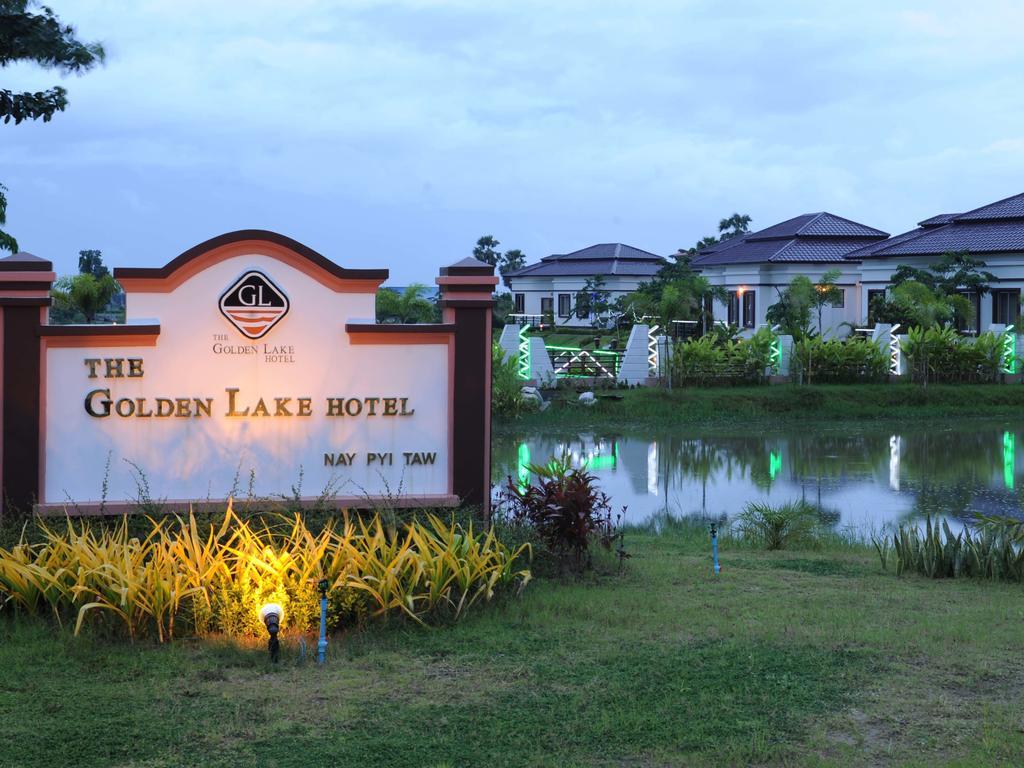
[0,230,497,515]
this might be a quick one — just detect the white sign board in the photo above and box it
[42,240,452,509]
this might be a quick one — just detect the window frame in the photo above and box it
[557,293,571,318]
[513,293,525,314]
[991,288,1021,327]
[742,290,756,329]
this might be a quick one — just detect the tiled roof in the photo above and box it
[745,212,886,241]
[691,212,887,266]
[918,213,959,227]
[955,192,1024,221]
[858,192,1024,259]
[866,221,1024,257]
[843,227,930,260]
[505,243,666,280]
[544,243,662,262]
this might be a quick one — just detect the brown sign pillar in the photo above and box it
[0,252,55,515]
[437,257,497,522]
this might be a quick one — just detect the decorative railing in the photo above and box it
[547,345,621,379]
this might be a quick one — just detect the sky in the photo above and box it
[4,0,1024,283]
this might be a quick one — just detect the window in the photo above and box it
[540,297,553,319]
[702,294,714,333]
[576,295,589,319]
[742,290,756,329]
[513,293,524,314]
[867,289,886,322]
[992,289,1020,326]
[727,291,739,326]
[830,288,845,308]
[557,293,571,318]
[956,290,981,334]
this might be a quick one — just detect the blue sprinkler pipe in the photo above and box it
[710,522,721,575]
[317,579,329,664]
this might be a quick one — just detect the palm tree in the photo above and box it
[375,284,439,324]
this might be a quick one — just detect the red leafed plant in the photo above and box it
[504,455,617,570]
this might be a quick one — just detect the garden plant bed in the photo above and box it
[2,526,1022,767]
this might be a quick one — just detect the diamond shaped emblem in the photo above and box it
[219,270,290,339]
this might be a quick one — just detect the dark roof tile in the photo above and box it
[506,243,666,279]
[691,212,887,266]
[954,192,1024,222]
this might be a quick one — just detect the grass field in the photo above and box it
[3,525,1022,767]
[500,383,1024,431]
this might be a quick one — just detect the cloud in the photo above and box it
[3,1,1024,279]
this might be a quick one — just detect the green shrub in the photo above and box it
[902,327,1003,384]
[670,328,776,386]
[792,336,888,384]
[492,343,526,417]
[735,500,822,550]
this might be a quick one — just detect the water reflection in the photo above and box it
[493,423,1024,530]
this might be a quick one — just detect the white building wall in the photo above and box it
[858,253,1024,334]
[506,274,650,326]
[699,263,863,339]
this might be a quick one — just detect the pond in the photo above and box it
[493,420,1024,531]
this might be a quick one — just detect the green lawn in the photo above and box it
[501,383,1024,432]
[2,529,1022,767]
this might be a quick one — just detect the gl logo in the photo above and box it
[219,270,290,339]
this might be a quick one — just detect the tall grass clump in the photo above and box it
[735,500,822,550]
[0,503,531,641]
[875,514,1024,581]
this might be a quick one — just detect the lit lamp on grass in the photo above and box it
[259,603,283,663]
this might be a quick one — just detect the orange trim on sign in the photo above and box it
[347,331,453,345]
[118,241,386,295]
[43,334,160,348]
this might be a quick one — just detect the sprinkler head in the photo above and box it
[317,579,329,598]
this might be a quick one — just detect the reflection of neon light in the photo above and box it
[1001,326,1016,374]
[517,324,531,379]
[647,441,658,495]
[517,442,531,492]
[889,435,901,491]
[769,450,782,480]
[584,442,619,471]
[1003,431,1015,490]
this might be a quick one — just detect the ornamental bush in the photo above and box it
[791,336,888,384]
[902,327,1004,384]
[669,328,776,386]
[0,505,531,641]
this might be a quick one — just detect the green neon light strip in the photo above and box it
[1003,431,1014,490]
[1001,327,1016,374]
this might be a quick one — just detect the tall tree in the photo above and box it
[500,248,525,275]
[680,213,753,256]
[1,1,105,124]
[1,1,104,252]
[0,181,14,254]
[718,212,752,241]
[77,248,108,278]
[51,272,118,322]
[472,235,501,267]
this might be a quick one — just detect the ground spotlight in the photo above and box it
[259,603,283,662]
